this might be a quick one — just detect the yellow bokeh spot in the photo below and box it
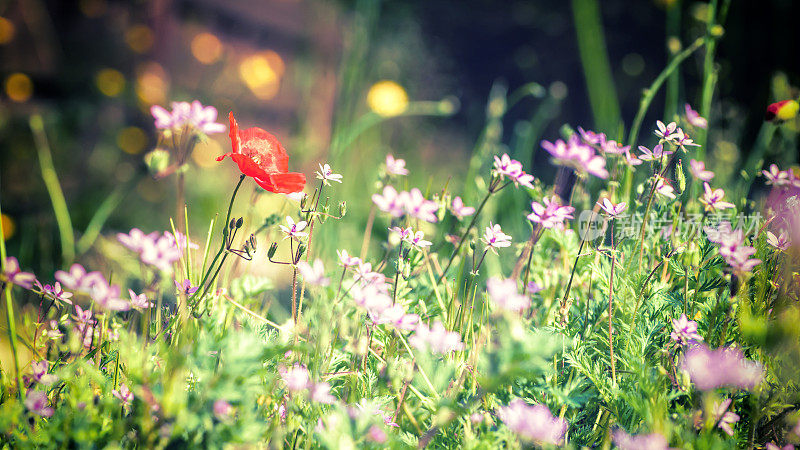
[239,51,284,100]
[117,127,147,154]
[125,25,154,54]
[191,32,223,65]
[367,80,408,117]
[0,17,15,45]
[191,138,223,168]
[1,214,15,241]
[79,0,107,17]
[136,62,168,105]
[96,68,125,97]
[5,73,33,102]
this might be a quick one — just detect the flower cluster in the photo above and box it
[409,320,465,354]
[527,196,575,229]
[682,344,763,390]
[350,279,419,331]
[654,120,699,149]
[372,186,439,222]
[497,399,568,445]
[150,100,226,134]
[492,154,534,188]
[486,277,530,313]
[670,314,703,345]
[118,228,196,273]
[279,364,336,404]
[55,264,129,311]
[390,226,432,249]
[541,134,609,179]
[704,222,761,273]
[763,164,800,188]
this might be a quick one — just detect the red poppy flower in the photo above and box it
[216,112,306,194]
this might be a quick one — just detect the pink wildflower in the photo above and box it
[385,154,409,176]
[3,256,36,289]
[486,277,530,313]
[685,103,708,129]
[497,398,568,445]
[527,196,575,229]
[481,223,512,253]
[700,182,735,212]
[597,198,627,217]
[450,196,475,220]
[409,321,465,354]
[297,259,330,286]
[682,344,763,390]
[689,159,715,182]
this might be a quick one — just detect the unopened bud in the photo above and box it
[144,149,170,175]
[235,217,244,229]
[338,201,347,217]
[229,219,236,230]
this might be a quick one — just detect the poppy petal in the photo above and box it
[238,127,289,174]
[267,172,306,194]
[228,153,270,180]
[228,112,241,154]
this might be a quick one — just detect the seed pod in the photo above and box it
[229,219,236,230]
[300,193,309,209]
[338,201,347,217]
[296,244,306,261]
[267,242,278,259]
[235,217,244,229]
[249,234,257,251]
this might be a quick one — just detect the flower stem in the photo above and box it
[0,200,23,397]
[30,114,75,265]
[438,189,493,283]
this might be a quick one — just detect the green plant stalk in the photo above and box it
[623,37,706,201]
[30,114,75,264]
[0,193,24,397]
[572,0,621,133]
[438,188,494,284]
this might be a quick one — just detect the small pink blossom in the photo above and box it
[655,176,676,200]
[763,164,794,187]
[638,144,673,162]
[213,399,233,419]
[409,321,465,354]
[766,231,790,251]
[25,390,54,417]
[336,249,361,268]
[713,398,740,436]
[385,154,409,176]
[481,223,512,253]
[34,280,73,304]
[685,103,708,129]
[367,425,387,443]
[682,344,763,390]
[400,188,439,223]
[315,163,343,185]
[700,182,735,212]
[31,360,58,386]
[3,256,36,289]
[527,196,575,229]
[174,279,199,295]
[655,120,678,141]
[541,135,608,179]
[597,198,627,217]
[492,154,535,188]
[450,196,475,220]
[670,314,703,345]
[297,259,330,286]
[497,398,567,445]
[372,186,405,217]
[486,277,530,313]
[689,159,715,182]
[309,382,337,404]
[112,384,134,406]
[279,216,308,241]
[279,364,310,392]
[612,429,668,450]
[150,100,226,134]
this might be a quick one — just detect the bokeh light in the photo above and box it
[117,126,148,154]
[239,51,285,100]
[96,68,126,97]
[5,73,33,102]
[1,214,15,241]
[191,138,223,168]
[0,17,15,45]
[136,62,169,105]
[191,32,223,65]
[366,80,408,117]
[125,25,154,53]
[79,0,107,17]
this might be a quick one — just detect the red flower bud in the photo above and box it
[765,99,799,122]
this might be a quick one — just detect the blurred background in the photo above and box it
[1,0,799,280]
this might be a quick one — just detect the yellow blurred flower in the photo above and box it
[367,80,408,117]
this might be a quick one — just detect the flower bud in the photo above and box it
[144,149,170,175]
[338,201,347,218]
[249,234,257,251]
[765,99,799,123]
[229,219,236,230]
[267,242,278,259]
[235,217,244,229]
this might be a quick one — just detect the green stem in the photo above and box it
[30,114,75,264]
[77,173,141,255]
[438,189,493,283]
[0,189,24,397]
